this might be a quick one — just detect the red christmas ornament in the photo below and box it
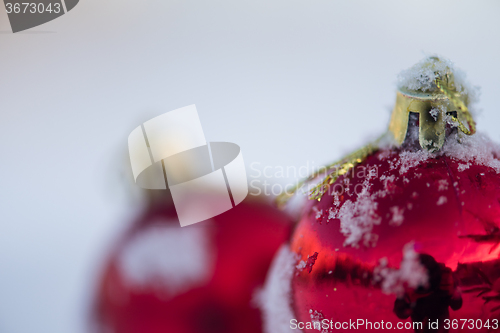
[92,191,291,333]
[261,57,500,333]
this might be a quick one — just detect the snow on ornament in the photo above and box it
[265,56,500,332]
[92,172,292,332]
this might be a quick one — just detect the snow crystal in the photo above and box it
[429,108,439,121]
[327,207,337,221]
[342,177,351,194]
[437,179,448,191]
[332,194,341,207]
[313,206,323,220]
[374,243,429,297]
[381,174,396,195]
[258,245,302,333]
[389,206,405,226]
[440,132,500,173]
[310,310,329,333]
[296,260,306,271]
[337,169,381,247]
[443,113,459,128]
[397,56,480,113]
[377,150,393,161]
[118,221,214,298]
[393,150,430,174]
[437,196,448,206]
[457,163,471,172]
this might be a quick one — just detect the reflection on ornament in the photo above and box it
[93,195,292,333]
[264,56,500,332]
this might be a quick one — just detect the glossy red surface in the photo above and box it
[291,148,500,332]
[93,195,291,333]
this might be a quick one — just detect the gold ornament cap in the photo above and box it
[388,56,476,152]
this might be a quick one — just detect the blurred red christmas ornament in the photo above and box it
[93,189,291,333]
[262,57,500,333]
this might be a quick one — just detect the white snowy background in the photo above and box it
[1,1,500,332]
